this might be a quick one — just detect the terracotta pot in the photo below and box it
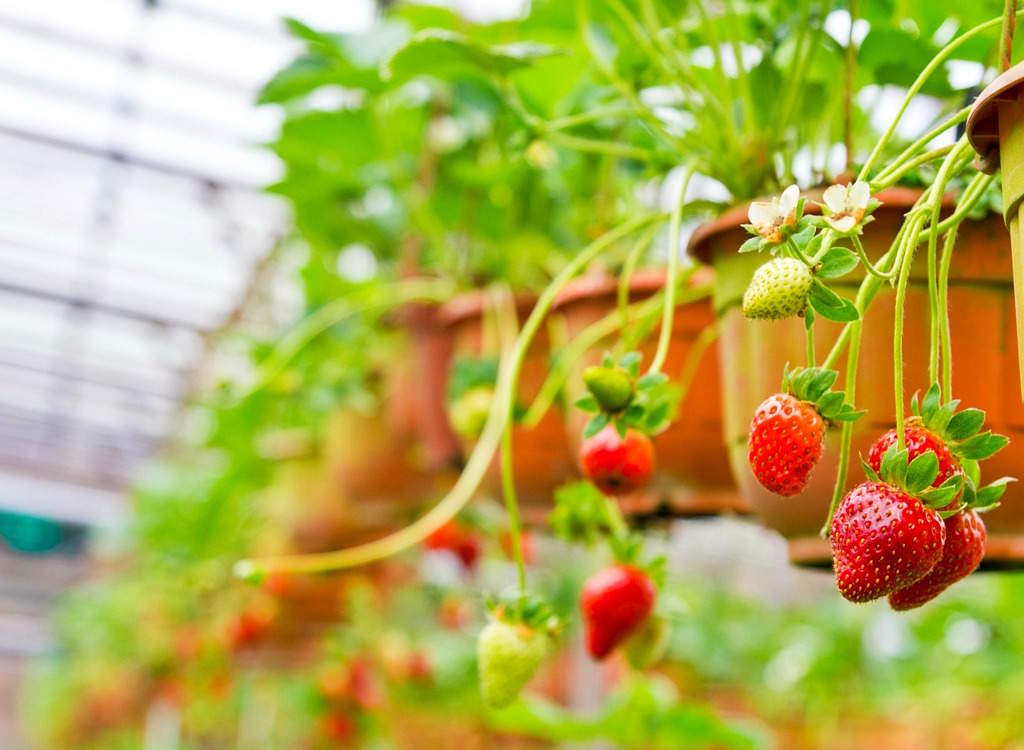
[439,290,574,524]
[553,269,746,517]
[691,188,1024,568]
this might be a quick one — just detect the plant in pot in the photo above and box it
[554,0,1024,566]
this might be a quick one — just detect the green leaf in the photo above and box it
[739,236,763,253]
[946,408,985,441]
[906,451,939,495]
[860,454,880,482]
[583,413,609,439]
[957,431,1010,460]
[830,405,866,422]
[614,416,628,439]
[817,247,859,279]
[816,391,845,419]
[808,281,859,322]
[803,305,815,330]
[880,445,908,487]
[575,395,599,413]
[618,351,642,376]
[930,399,960,435]
[974,477,1015,510]
[910,390,920,417]
[636,372,667,389]
[386,30,562,82]
[804,368,838,402]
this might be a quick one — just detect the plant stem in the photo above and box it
[893,213,930,451]
[545,106,634,132]
[649,167,695,374]
[806,319,816,367]
[545,131,655,162]
[493,286,528,604]
[858,13,1019,180]
[871,107,970,185]
[618,225,660,349]
[233,214,666,577]
[821,321,861,536]
[844,0,858,172]
[850,234,896,281]
[1001,0,1018,72]
[243,278,455,399]
[871,144,956,190]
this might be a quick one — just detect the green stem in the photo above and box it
[871,107,970,184]
[821,322,861,535]
[806,318,816,367]
[234,214,665,577]
[492,287,528,603]
[893,214,930,451]
[242,278,454,399]
[545,131,655,162]
[871,144,956,190]
[858,13,1019,180]
[544,106,633,132]
[648,167,694,374]
[850,234,896,281]
[785,237,815,267]
[618,225,660,350]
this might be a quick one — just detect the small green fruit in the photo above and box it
[622,615,670,670]
[477,619,549,709]
[448,385,494,440]
[583,366,634,412]
[742,257,813,320]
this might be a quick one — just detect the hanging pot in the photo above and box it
[439,289,574,524]
[553,269,746,518]
[691,188,1024,568]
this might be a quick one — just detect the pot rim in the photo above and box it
[551,266,714,309]
[687,186,953,265]
[436,288,539,328]
[966,60,1024,173]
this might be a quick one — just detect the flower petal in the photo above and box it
[822,184,847,214]
[826,215,857,234]
[749,201,777,227]
[850,180,871,209]
[779,184,800,214]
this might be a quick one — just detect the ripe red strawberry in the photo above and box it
[830,481,945,602]
[579,426,654,496]
[888,509,986,610]
[424,520,481,570]
[749,393,824,496]
[323,712,356,742]
[747,366,861,497]
[580,564,656,660]
[868,423,962,489]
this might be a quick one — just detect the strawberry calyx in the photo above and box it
[577,351,679,438]
[485,591,560,638]
[906,383,1014,514]
[782,364,863,425]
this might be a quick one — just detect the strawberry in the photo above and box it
[830,444,956,603]
[424,520,482,571]
[868,424,961,489]
[580,425,654,496]
[888,509,986,610]
[580,564,656,660]
[476,600,557,709]
[622,614,671,670]
[748,366,861,496]
[583,365,634,413]
[323,712,356,742]
[742,257,813,320]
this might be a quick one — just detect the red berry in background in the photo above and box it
[889,509,986,610]
[323,712,356,742]
[424,520,482,571]
[580,426,654,496]
[830,481,946,602]
[407,650,434,683]
[500,529,535,566]
[748,393,824,496]
[438,595,472,630]
[348,658,384,710]
[580,564,656,660]
[262,571,293,597]
[868,423,962,489]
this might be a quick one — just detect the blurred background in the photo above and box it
[3,1,1024,749]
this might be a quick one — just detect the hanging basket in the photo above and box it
[553,269,746,518]
[691,188,1024,568]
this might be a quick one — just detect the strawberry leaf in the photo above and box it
[929,399,959,435]
[575,395,599,413]
[816,391,845,420]
[910,390,920,417]
[962,458,981,487]
[614,416,628,439]
[860,454,880,482]
[829,405,866,422]
[817,247,859,279]
[973,476,1015,510]
[957,431,1010,460]
[880,444,909,487]
[636,372,667,390]
[905,451,939,495]
[919,476,963,508]
[739,236,763,253]
[808,281,859,322]
[946,408,985,441]
[583,413,609,439]
[805,369,838,402]
[619,351,642,376]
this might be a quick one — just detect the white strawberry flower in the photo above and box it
[748,184,800,244]
[821,180,872,234]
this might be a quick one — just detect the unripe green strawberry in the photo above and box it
[477,619,549,709]
[623,615,670,670]
[583,366,633,413]
[742,257,813,320]
[448,385,494,440]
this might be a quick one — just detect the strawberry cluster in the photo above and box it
[830,385,1011,609]
[576,351,677,497]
